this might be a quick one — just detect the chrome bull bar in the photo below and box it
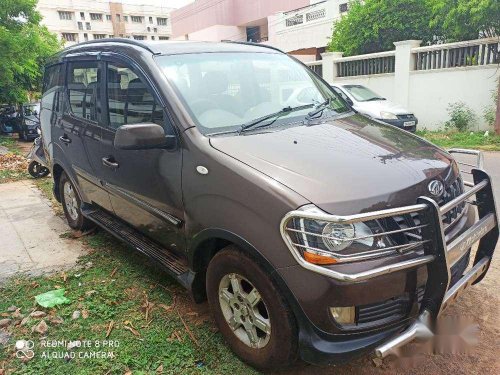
[375,168,499,358]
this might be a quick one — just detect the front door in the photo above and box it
[95,58,184,253]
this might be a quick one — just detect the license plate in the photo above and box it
[404,121,416,127]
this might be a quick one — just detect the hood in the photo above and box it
[24,115,40,125]
[210,114,457,215]
[353,100,412,118]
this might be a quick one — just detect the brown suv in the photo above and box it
[41,40,498,370]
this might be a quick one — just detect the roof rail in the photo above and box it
[222,40,285,54]
[63,38,157,54]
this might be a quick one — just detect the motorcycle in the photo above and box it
[27,128,50,178]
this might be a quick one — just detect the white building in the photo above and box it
[37,0,174,46]
[266,0,349,62]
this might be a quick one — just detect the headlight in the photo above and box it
[24,119,38,126]
[380,111,398,120]
[285,205,393,265]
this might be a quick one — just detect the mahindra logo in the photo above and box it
[428,180,445,197]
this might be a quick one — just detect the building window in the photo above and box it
[94,34,106,39]
[86,22,91,30]
[106,14,112,21]
[133,35,146,40]
[116,14,121,22]
[158,36,169,41]
[131,16,143,23]
[77,22,83,30]
[153,27,157,33]
[62,33,77,42]
[90,13,103,21]
[151,36,155,40]
[84,33,88,41]
[149,16,153,24]
[157,17,167,26]
[285,14,304,27]
[339,3,349,13]
[123,15,128,22]
[147,27,151,32]
[109,35,114,38]
[58,11,73,20]
[80,12,85,20]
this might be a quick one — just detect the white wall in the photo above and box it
[267,0,345,52]
[317,39,500,131]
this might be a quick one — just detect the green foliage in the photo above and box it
[328,0,500,56]
[0,0,61,103]
[328,0,437,56]
[444,102,477,131]
[429,0,500,41]
[483,81,498,128]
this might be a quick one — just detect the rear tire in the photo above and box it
[206,246,298,370]
[59,172,94,231]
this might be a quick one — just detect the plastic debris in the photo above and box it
[35,289,70,308]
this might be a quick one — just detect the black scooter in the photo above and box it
[27,128,50,178]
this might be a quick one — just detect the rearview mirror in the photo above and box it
[114,123,176,150]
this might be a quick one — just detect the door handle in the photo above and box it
[102,156,119,169]
[59,135,71,144]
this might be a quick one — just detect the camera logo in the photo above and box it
[16,340,35,359]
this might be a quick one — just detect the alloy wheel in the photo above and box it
[218,273,271,349]
[63,181,79,221]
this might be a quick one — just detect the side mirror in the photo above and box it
[114,123,176,150]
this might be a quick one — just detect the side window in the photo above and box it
[106,62,163,130]
[41,64,64,111]
[67,61,100,122]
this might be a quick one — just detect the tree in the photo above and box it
[328,0,437,56]
[429,0,500,41]
[0,0,61,104]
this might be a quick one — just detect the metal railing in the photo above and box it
[413,38,500,71]
[335,51,396,77]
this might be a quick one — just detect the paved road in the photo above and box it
[0,180,86,283]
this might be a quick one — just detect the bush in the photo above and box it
[445,101,476,131]
[484,81,498,128]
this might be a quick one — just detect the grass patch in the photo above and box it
[0,135,22,155]
[0,231,257,375]
[417,130,500,151]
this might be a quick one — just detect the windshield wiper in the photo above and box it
[366,97,385,101]
[238,104,314,134]
[305,98,331,122]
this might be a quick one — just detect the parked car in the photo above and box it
[0,103,40,140]
[331,84,418,132]
[17,103,41,141]
[42,40,498,370]
[0,105,19,134]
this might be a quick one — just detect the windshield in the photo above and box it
[156,52,349,134]
[23,104,38,116]
[343,85,385,102]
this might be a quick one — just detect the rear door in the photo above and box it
[95,57,184,252]
[63,59,113,211]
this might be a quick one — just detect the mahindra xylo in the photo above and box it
[41,40,498,370]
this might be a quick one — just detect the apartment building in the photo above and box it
[170,0,349,61]
[37,0,174,46]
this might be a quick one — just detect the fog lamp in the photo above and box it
[330,306,355,324]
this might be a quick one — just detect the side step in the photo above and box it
[83,208,193,289]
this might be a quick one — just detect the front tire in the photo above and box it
[59,172,94,231]
[206,246,297,370]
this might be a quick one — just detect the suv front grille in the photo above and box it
[397,114,415,120]
[389,177,466,245]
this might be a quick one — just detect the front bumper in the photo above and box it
[280,152,498,364]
